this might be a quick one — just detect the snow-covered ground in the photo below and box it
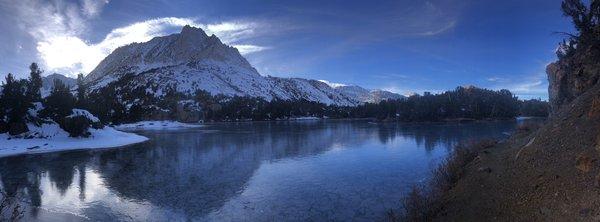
[114,121,203,130]
[0,124,148,158]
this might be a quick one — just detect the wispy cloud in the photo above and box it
[486,76,509,83]
[417,21,457,36]
[9,0,268,76]
[254,0,464,77]
[318,80,347,88]
[373,73,409,80]
[488,72,548,99]
[81,0,109,18]
[232,45,270,55]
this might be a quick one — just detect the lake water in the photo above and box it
[0,120,535,221]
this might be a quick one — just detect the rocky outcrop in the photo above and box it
[547,46,600,114]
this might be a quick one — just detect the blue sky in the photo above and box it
[0,0,572,99]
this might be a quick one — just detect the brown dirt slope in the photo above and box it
[434,84,600,221]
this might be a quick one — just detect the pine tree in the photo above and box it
[0,76,7,133]
[42,79,75,122]
[76,73,87,108]
[1,73,31,135]
[26,63,43,102]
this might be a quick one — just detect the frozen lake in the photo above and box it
[0,119,536,221]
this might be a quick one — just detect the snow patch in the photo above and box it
[68,109,100,122]
[0,126,148,158]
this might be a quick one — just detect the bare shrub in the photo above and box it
[0,190,24,221]
[391,139,497,221]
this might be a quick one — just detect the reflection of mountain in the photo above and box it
[0,120,529,220]
[95,122,374,218]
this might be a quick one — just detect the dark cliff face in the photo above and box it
[546,45,600,115]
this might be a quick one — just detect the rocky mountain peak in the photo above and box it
[85,25,252,83]
[180,25,208,37]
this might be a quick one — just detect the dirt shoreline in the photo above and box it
[431,85,600,221]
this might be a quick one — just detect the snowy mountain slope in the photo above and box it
[335,85,372,103]
[42,73,76,90]
[85,25,403,106]
[40,73,77,97]
[370,89,405,102]
[335,85,405,104]
[268,77,360,106]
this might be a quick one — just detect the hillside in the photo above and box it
[433,83,600,220]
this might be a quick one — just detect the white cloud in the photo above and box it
[206,22,255,42]
[489,73,548,99]
[11,1,267,77]
[37,36,104,74]
[13,0,88,40]
[505,80,547,96]
[318,80,347,88]
[233,45,270,55]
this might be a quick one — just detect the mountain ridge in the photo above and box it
[84,25,403,106]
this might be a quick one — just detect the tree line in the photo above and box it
[0,63,97,136]
[192,86,548,122]
[1,64,549,133]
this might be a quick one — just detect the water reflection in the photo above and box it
[0,120,534,221]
